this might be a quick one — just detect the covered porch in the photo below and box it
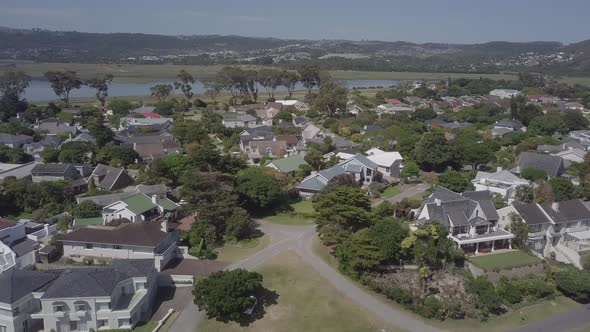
[450,229,515,255]
[564,229,590,253]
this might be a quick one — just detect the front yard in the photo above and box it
[216,235,270,263]
[196,252,398,332]
[264,200,315,226]
[381,185,401,198]
[469,250,541,271]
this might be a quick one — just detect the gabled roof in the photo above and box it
[366,151,403,167]
[554,148,587,159]
[31,163,77,176]
[495,119,524,130]
[513,202,553,225]
[119,193,158,214]
[422,186,499,227]
[474,170,528,185]
[91,164,127,190]
[0,133,33,145]
[0,269,59,304]
[539,199,590,223]
[518,152,564,177]
[296,165,346,192]
[340,153,378,170]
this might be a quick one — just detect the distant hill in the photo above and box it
[0,27,586,76]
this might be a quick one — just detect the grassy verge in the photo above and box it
[311,237,581,332]
[381,186,402,198]
[469,250,541,271]
[132,321,158,332]
[196,251,398,332]
[216,235,270,264]
[263,200,316,226]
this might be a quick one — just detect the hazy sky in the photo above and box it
[1,0,588,44]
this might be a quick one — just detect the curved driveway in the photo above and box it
[170,220,442,332]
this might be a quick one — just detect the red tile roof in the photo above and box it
[142,112,162,119]
[0,218,16,230]
[385,98,401,104]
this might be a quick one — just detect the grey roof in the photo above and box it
[36,120,77,135]
[513,203,553,225]
[296,176,327,192]
[132,106,156,114]
[343,163,363,172]
[0,269,59,304]
[425,186,464,204]
[0,161,38,180]
[318,165,346,181]
[297,165,346,192]
[92,164,125,190]
[10,238,37,257]
[540,199,590,223]
[32,163,76,175]
[341,153,378,170]
[0,133,33,145]
[495,119,524,130]
[77,191,137,207]
[42,259,154,299]
[135,184,169,196]
[73,132,96,144]
[363,124,383,132]
[463,191,499,220]
[518,152,564,177]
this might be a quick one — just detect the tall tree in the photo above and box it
[281,70,300,97]
[313,81,348,117]
[86,74,114,110]
[298,65,321,94]
[0,69,30,121]
[150,84,173,101]
[257,68,282,99]
[44,70,82,106]
[174,70,195,110]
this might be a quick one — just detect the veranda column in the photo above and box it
[475,242,479,254]
[508,239,512,249]
[491,240,495,252]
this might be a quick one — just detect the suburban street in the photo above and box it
[170,219,442,332]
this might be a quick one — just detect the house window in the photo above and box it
[74,303,86,312]
[53,304,64,313]
[118,319,129,328]
[97,320,108,328]
[113,245,122,250]
[385,167,390,173]
[529,224,542,233]
[85,243,93,249]
[366,169,372,176]
[69,321,78,331]
[0,325,6,332]
[96,302,110,311]
[136,282,146,290]
[12,307,19,316]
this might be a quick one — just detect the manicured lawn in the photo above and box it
[381,186,401,198]
[216,235,270,263]
[469,250,541,271]
[196,252,398,332]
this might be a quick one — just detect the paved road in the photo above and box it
[509,303,590,332]
[170,219,442,332]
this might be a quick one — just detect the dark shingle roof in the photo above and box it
[463,191,499,220]
[61,221,168,247]
[518,152,564,177]
[513,203,553,225]
[495,119,524,130]
[92,164,125,190]
[0,269,59,304]
[41,259,154,299]
[540,199,590,223]
[32,163,75,175]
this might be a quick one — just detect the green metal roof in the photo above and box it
[74,217,103,227]
[269,155,308,173]
[122,193,157,214]
[157,197,179,211]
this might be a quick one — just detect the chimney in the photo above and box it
[151,194,158,204]
[552,202,559,211]
[435,198,442,207]
[496,166,503,172]
[160,220,168,233]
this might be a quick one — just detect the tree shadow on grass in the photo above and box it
[238,287,280,327]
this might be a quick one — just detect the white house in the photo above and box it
[473,168,529,203]
[489,89,521,99]
[221,114,257,128]
[0,218,37,274]
[102,193,179,224]
[553,148,587,163]
[366,148,404,178]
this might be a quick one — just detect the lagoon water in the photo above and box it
[24,79,400,101]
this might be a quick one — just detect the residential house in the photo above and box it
[527,94,558,104]
[308,135,360,154]
[34,119,78,136]
[61,221,179,271]
[565,101,585,111]
[494,119,525,132]
[553,148,587,163]
[292,116,309,128]
[32,259,159,331]
[119,117,174,132]
[0,162,38,181]
[376,102,414,114]
[570,130,590,144]
[242,140,288,164]
[275,100,309,112]
[473,168,529,203]
[0,134,33,149]
[61,132,96,145]
[31,164,80,183]
[0,218,37,274]
[296,154,378,197]
[489,89,521,99]
[90,164,133,191]
[538,140,586,153]
[221,113,257,128]
[0,268,59,332]
[346,102,365,115]
[122,135,180,161]
[516,152,565,178]
[255,107,280,126]
[266,155,309,174]
[102,193,179,224]
[301,124,324,142]
[424,119,471,131]
[498,199,590,268]
[366,148,404,178]
[418,187,514,254]
[23,136,61,160]
[240,126,274,140]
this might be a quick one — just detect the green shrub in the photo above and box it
[582,255,590,270]
[555,267,590,303]
[513,274,555,300]
[384,286,414,308]
[464,275,504,320]
[496,276,523,304]
[417,296,445,320]
[82,257,94,266]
